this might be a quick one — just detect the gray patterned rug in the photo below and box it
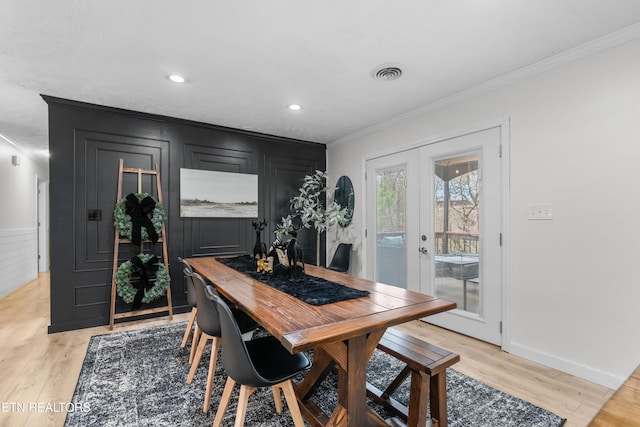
[65,322,565,427]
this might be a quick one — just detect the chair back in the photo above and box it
[207,291,269,386]
[187,270,222,337]
[178,257,197,307]
[328,243,352,272]
[178,257,193,273]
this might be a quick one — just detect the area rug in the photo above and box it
[65,323,566,427]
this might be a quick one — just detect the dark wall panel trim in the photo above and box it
[45,95,326,333]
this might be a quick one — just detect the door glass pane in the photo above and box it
[376,166,406,288]
[434,153,480,313]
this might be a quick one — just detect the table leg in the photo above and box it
[344,335,368,424]
[296,331,387,427]
[340,333,388,426]
[296,349,334,426]
[297,349,335,401]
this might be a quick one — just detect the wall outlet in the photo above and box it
[528,203,553,220]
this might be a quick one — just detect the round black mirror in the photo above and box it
[335,176,354,227]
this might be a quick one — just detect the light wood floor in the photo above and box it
[0,273,612,427]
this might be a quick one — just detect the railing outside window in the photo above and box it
[434,231,479,255]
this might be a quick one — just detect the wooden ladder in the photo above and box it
[109,159,173,329]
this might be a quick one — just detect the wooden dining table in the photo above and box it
[187,256,456,426]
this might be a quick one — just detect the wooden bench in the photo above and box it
[367,328,460,427]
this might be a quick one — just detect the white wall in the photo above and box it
[0,138,48,298]
[327,36,640,389]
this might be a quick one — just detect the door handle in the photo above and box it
[419,247,429,254]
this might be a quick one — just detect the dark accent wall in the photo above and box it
[44,96,326,333]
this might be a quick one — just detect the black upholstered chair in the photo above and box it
[327,243,352,273]
[207,289,311,427]
[185,270,257,413]
[177,257,198,362]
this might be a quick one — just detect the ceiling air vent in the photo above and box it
[371,64,404,81]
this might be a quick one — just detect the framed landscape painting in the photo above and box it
[180,168,258,218]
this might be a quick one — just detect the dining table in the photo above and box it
[187,256,457,427]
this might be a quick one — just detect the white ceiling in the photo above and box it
[2,1,640,160]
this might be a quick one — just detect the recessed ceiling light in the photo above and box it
[288,104,302,111]
[169,74,185,83]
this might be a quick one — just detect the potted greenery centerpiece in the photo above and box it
[275,170,348,266]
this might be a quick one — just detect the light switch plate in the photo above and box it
[528,203,553,220]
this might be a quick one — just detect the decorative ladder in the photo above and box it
[109,159,173,329]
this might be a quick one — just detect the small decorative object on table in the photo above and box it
[252,219,268,266]
[268,239,288,266]
[256,258,272,274]
[286,230,305,279]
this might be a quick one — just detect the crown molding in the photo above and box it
[0,133,49,169]
[329,23,640,147]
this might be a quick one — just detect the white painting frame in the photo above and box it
[180,168,258,218]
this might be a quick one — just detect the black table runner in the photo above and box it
[216,255,369,306]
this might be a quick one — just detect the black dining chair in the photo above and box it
[207,289,311,427]
[177,257,198,362]
[327,243,352,273]
[185,270,257,413]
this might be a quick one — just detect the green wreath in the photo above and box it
[113,192,166,241]
[115,253,170,304]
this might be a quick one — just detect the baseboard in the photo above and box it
[48,316,110,334]
[508,341,625,390]
[0,276,37,299]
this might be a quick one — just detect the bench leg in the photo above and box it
[429,371,448,427]
[383,365,411,400]
[407,370,430,427]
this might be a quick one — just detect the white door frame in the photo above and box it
[37,178,49,272]
[365,150,420,291]
[419,126,502,345]
[362,118,510,349]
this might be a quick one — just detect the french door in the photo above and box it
[366,126,503,345]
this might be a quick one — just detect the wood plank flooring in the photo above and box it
[0,273,613,427]
[589,364,640,426]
